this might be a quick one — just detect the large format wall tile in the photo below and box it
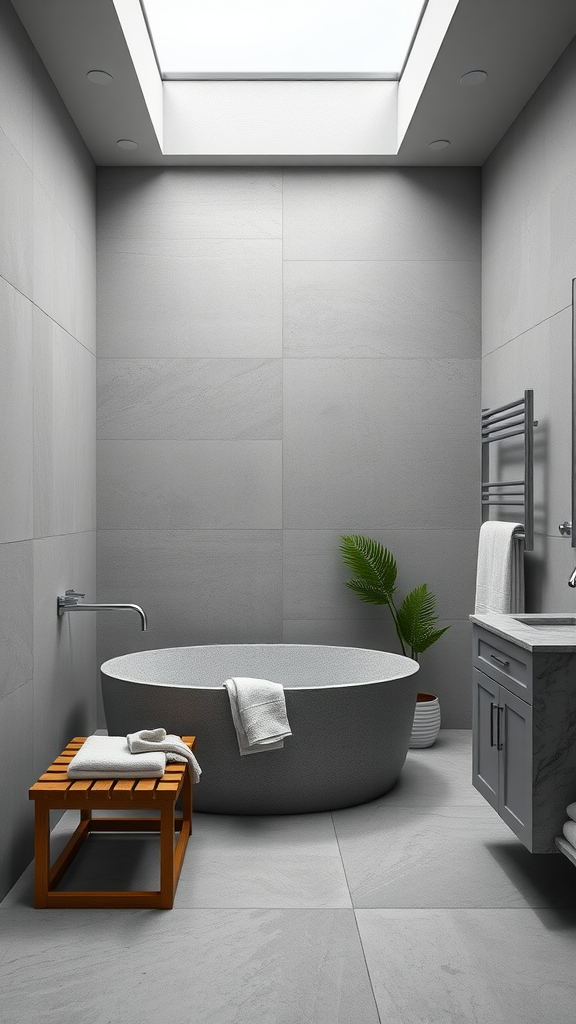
[97,358,282,440]
[482,200,552,354]
[283,168,481,261]
[33,531,97,777]
[33,53,95,256]
[97,440,282,529]
[283,529,478,623]
[0,683,35,900]
[0,278,33,543]
[284,259,479,359]
[33,309,96,538]
[96,529,283,668]
[0,541,33,702]
[0,0,96,903]
[0,128,33,296]
[482,35,576,611]
[550,168,576,315]
[97,167,282,247]
[283,358,479,530]
[97,242,282,358]
[0,0,33,167]
[32,177,76,331]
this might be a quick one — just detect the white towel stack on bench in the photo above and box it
[127,728,201,783]
[67,735,166,778]
[67,730,201,782]
[223,677,292,755]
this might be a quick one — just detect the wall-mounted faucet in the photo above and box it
[569,569,576,589]
[57,590,147,630]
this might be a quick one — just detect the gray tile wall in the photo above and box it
[97,165,481,729]
[0,0,96,899]
[482,34,576,611]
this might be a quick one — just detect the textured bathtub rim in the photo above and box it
[100,643,420,691]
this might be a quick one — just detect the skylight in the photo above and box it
[141,0,428,80]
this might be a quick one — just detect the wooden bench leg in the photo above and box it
[160,803,176,909]
[34,802,50,909]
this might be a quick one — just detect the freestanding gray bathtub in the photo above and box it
[101,644,419,814]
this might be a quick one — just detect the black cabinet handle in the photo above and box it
[497,705,504,750]
[490,702,497,747]
[490,654,510,668]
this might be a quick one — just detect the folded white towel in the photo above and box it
[67,735,166,779]
[563,820,576,848]
[566,802,576,823]
[474,521,525,614]
[223,677,292,756]
[127,728,201,784]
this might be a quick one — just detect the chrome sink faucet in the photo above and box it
[569,569,576,589]
[57,590,147,630]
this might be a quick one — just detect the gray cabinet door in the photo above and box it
[472,667,499,810]
[498,686,532,850]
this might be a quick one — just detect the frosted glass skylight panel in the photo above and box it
[142,0,427,78]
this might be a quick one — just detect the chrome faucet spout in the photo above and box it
[57,591,147,630]
[569,568,576,589]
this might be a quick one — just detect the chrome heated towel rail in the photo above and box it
[481,390,536,551]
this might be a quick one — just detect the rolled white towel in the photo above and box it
[67,735,166,779]
[562,820,576,849]
[223,677,292,756]
[127,728,201,784]
[566,802,576,823]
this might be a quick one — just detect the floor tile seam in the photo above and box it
[331,800,496,815]
[352,906,563,914]
[329,811,356,907]
[351,909,383,1024]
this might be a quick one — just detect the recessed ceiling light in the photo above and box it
[460,70,487,86]
[428,139,450,151]
[87,70,113,85]
[116,139,138,150]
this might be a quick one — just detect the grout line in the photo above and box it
[329,811,383,1023]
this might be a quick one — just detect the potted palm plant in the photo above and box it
[339,534,449,747]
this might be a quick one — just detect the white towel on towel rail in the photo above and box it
[474,521,525,615]
[223,677,292,756]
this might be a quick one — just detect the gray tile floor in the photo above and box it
[2,730,576,1023]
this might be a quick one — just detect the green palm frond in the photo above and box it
[397,584,450,659]
[339,535,397,606]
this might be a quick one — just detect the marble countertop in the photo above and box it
[469,612,576,652]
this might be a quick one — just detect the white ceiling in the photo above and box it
[10,0,576,166]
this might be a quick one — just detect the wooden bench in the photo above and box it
[29,736,195,909]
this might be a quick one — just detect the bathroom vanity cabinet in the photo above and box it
[470,614,576,853]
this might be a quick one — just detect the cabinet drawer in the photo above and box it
[473,626,532,702]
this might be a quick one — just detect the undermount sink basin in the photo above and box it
[513,615,576,627]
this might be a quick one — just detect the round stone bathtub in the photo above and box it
[101,644,419,814]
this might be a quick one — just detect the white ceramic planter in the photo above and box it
[409,692,441,748]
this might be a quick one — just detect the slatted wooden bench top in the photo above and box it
[29,736,196,806]
[29,735,196,909]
